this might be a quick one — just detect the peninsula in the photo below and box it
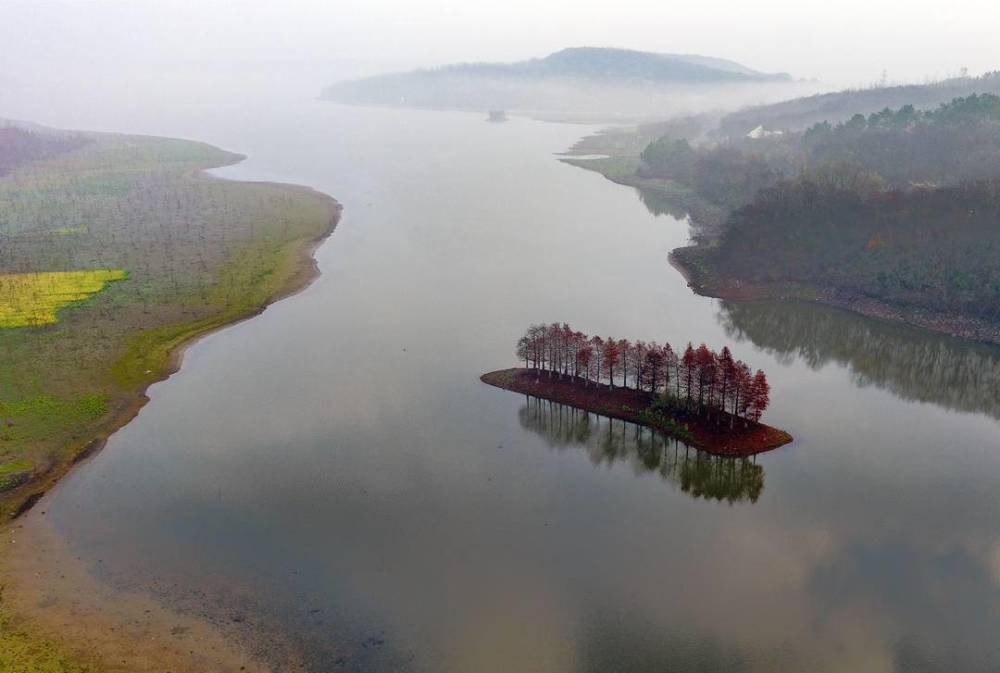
[0,122,341,521]
[566,90,1000,343]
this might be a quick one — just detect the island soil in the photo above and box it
[481,368,792,456]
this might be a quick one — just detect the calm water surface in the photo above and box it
[43,103,1000,672]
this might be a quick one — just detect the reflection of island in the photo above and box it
[719,299,1000,419]
[518,394,764,504]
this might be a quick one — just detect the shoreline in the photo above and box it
[0,162,342,522]
[482,368,792,456]
[559,157,728,232]
[0,154,341,672]
[570,150,1000,347]
[670,245,1000,346]
[1,509,291,673]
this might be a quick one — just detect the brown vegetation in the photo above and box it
[483,368,792,456]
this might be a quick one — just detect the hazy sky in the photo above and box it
[2,0,998,125]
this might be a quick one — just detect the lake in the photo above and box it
[39,102,1000,673]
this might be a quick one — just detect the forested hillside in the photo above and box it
[659,94,1000,334]
[640,93,1000,206]
[567,92,1000,338]
[717,72,1000,135]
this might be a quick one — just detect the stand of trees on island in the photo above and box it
[516,322,770,424]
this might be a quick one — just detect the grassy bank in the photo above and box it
[0,127,340,521]
[482,368,792,456]
[0,125,339,671]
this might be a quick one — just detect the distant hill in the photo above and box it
[718,72,1000,136]
[443,47,792,82]
[322,48,796,117]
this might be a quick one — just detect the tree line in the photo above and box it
[717,72,1000,137]
[516,322,771,423]
[639,95,1000,323]
[639,94,1000,213]
[710,177,1000,320]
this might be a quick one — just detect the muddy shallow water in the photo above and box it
[26,102,1000,672]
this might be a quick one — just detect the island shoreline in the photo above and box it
[482,368,792,456]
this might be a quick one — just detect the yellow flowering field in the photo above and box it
[0,269,127,328]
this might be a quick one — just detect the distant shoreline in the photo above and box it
[481,368,792,456]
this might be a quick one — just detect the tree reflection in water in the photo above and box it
[518,394,764,504]
[636,187,688,219]
[719,298,1000,419]
[632,179,1000,420]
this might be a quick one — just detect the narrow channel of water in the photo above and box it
[38,102,1000,673]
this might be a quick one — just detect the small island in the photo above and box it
[482,323,792,456]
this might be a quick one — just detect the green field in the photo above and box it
[0,600,94,673]
[0,127,338,519]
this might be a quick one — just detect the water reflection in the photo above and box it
[35,103,1000,673]
[636,187,689,219]
[518,395,764,504]
[576,611,753,673]
[720,299,1000,419]
[632,178,1000,420]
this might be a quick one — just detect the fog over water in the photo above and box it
[4,0,1000,130]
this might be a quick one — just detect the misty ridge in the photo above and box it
[720,69,1000,134]
[322,47,820,120]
